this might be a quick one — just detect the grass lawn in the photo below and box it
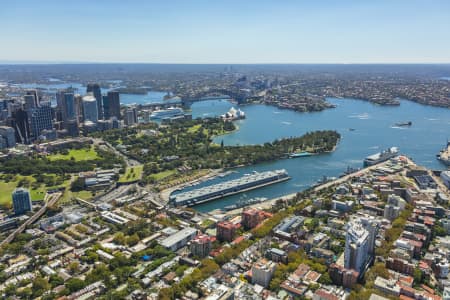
[150,169,177,181]
[118,165,144,183]
[187,124,202,133]
[72,190,95,200]
[0,175,64,208]
[48,147,99,161]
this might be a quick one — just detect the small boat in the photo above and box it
[394,121,412,127]
[349,128,355,131]
[289,151,312,158]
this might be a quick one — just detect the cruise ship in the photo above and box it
[363,147,399,167]
[437,141,450,166]
[150,107,184,119]
[170,170,290,207]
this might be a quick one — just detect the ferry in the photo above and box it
[363,147,399,167]
[150,107,184,119]
[170,169,290,207]
[289,151,312,158]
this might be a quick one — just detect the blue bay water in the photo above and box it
[13,82,167,106]
[12,81,450,212]
[188,98,450,212]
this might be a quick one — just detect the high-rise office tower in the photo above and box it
[86,83,103,119]
[23,94,37,111]
[12,188,32,215]
[74,94,83,122]
[30,102,53,138]
[12,108,30,144]
[25,90,39,107]
[105,91,121,119]
[102,95,110,120]
[56,90,76,122]
[344,219,370,275]
[82,94,98,123]
[63,92,76,121]
[0,126,16,148]
[124,108,137,125]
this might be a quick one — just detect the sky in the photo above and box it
[1,0,450,64]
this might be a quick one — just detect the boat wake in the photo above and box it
[281,121,292,125]
[349,113,370,120]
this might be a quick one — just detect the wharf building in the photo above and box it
[12,188,32,215]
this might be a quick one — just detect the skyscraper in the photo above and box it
[102,95,110,120]
[30,102,53,138]
[86,83,103,119]
[25,90,39,107]
[124,108,137,125]
[12,188,32,215]
[23,94,37,111]
[63,92,76,121]
[74,94,83,122]
[344,218,370,275]
[12,108,30,144]
[82,94,98,123]
[0,126,16,148]
[106,91,121,119]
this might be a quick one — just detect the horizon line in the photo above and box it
[1,61,450,66]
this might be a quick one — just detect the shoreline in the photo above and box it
[209,155,417,216]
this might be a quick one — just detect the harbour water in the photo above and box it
[12,81,450,212]
[188,98,450,212]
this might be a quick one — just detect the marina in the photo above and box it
[170,169,290,207]
[224,197,269,211]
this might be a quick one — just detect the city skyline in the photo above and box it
[1,0,450,64]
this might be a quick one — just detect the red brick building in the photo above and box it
[217,221,240,242]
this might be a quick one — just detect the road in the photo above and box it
[0,192,62,247]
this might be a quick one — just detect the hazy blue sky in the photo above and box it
[1,0,450,63]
